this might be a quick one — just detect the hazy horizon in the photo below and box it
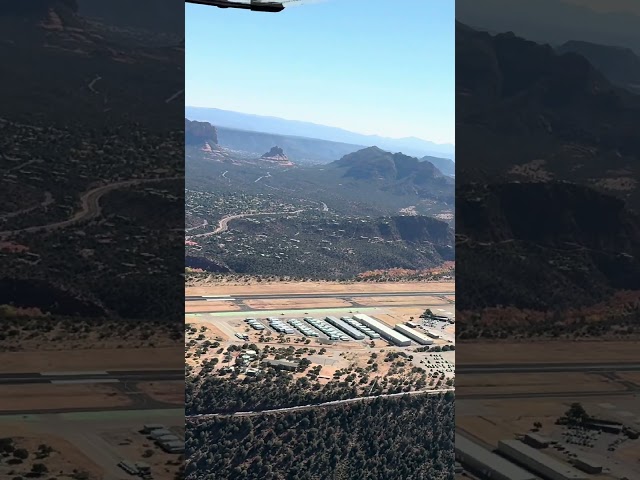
[186,0,455,145]
[185,105,454,146]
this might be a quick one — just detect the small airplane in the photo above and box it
[185,0,302,13]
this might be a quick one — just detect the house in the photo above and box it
[264,359,299,371]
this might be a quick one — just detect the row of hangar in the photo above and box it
[245,313,436,347]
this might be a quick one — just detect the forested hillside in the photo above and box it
[186,393,455,480]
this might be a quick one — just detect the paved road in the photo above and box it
[186,209,304,239]
[0,176,182,239]
[188,388,455,420]
[185,219,208,232]
[0,369,183,385]
[186,291,455,302]
[457,363,640,375]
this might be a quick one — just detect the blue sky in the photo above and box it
[186,0,455,145]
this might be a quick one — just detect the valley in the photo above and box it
[183,2,456,478]
[184,118,456,479]
[185,121,455,281]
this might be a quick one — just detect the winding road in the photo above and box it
[0,176,182,239]
[186,219,209,232]
[187,209,304,239]
[88,74,102,94]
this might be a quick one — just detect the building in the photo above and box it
[573,457,602,474]
[523,433,552,449]
[235,355,251,366]
[142,424,165,433]
[135,462,151,475]
[353,314,411,346]
[325,316,365,340]
[160,440,184,453]
[264,359,299,371]
[455,435,537,480]
[288,319,319,337]
[150,428,173,439]
[342,317,381,339]
[425,330,440,339]
[268,318,295,335]
[304,317,345,339]
[583,420,623,434]
[118,460,139,475]
[394,324,434,345]
[498,439,587,480]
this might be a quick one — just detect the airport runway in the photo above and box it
[457,363,640,375]
[457,388,640,400]
[0,370,183,385]
[0,403,181,416]
[186,291,455,302]
[0,370,183,415]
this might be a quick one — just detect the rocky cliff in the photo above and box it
[259,146,292,165]
[185,119,218,147]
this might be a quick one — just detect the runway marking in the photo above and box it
[57,408,184,421]
[206,298,236,302]
[202,295,232,298]
[598,403,615,409]
[200,307,380,318]
[50,379,120,384]
[42,371,109,376]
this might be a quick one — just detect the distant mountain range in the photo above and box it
[330,146,453,201]
[457,0,640,54]
[457,0,640,95]
[456,21,640,316]
[185,120,456,175]
[215,126,369,164]
[556,40,640,93]
[334,146,444,182]
[185,107,455,160]
[456,21,640,196]
[422,155,455,177]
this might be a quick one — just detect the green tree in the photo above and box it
[13,448,28,460]
[31,463,49,476]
